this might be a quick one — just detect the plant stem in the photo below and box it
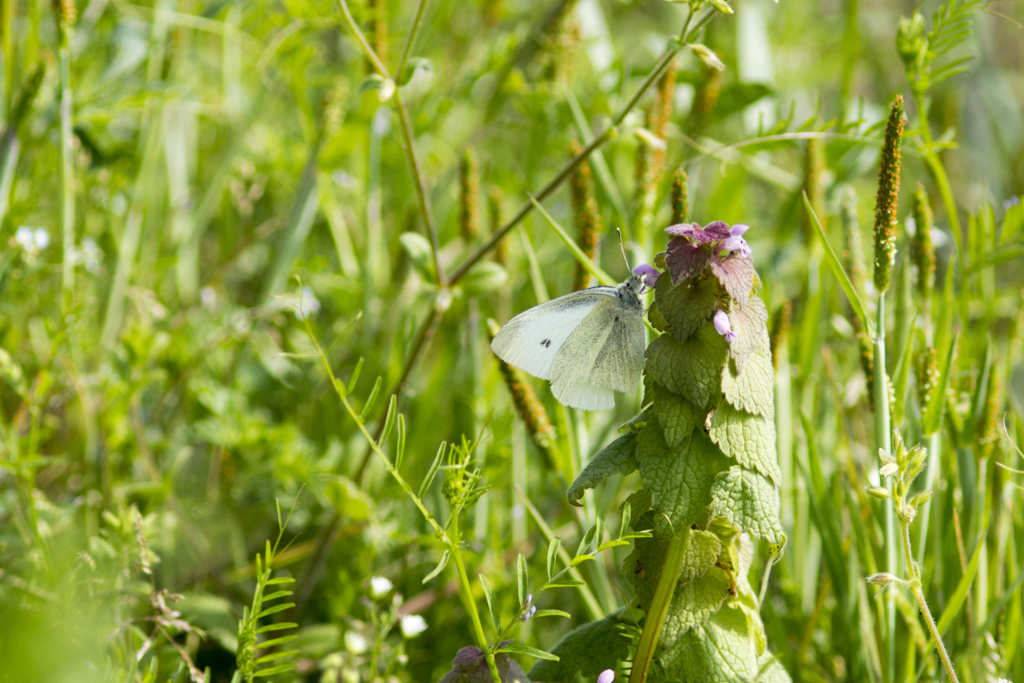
[451,511,503,683]
[58,44,75,312]
[899,522,958,683]
[394,0,428,79]
[334,0,446,285]
[628,528,690,683]
[873,293,895,683]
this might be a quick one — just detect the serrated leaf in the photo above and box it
[659,604,760,678]
[422,549,450,584]
[655,275,721,342]
[494,644,559,661]
[653,383,701,448]
[566,433,638,507]
[708,401,782,485]
[727,296,769,374]
[710,467,785,546]
[547,537,562,579]
[528,609,633,682]
[480,574,500,634]
[721,330,774,419]
[517,554,528,606]
[636,421,731,537]
[645,323,728,410]
[625,528,731,649]
[709,254,756,308]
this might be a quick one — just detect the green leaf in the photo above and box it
[710,467,785,546]
[721,329,775,419]
[935,529,987,637]
[255,603,294,619]
[460,261,508,297]
[546,537,562,579]
[254,663,299,678]
[480,574,500,634]
[892,325,917,424]
[255,649,300,664]
[653,274,721,342]
[543,579,587,589]
[712,82,774,120]
[569,554,595,567]
[257,635,297,649]
[256,622,298,634]
[566,433,638,506]
[652,384,701,449]
[636,420,731,537]
[922,332,958,435]
[660,604,760,677]
[708,401,782,485]
[726,296,769,374]
[517,554,528,606]
[805,192,875,338]
[527,609,634,682]
[422,549,450,584]
[528,194,615,286]
[645,323,728,410]
[625,528,732,649]
[494,643,559,661]
[531,609,571,619]
[596,539,630,551]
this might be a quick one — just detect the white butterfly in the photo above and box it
[491,275,646,410]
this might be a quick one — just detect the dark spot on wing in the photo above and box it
[541,339,551,348]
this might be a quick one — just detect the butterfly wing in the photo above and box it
[491,288,617,380]
[550,296,645,409]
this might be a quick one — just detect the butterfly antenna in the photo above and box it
[616,228,631,271]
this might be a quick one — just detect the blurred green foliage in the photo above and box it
[0,0,1022,681]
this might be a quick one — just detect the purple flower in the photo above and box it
[664,221,753,285]
[598,670,615,683]
[714,310,736,343]
[632,264,661,289]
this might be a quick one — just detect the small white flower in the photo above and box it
[33,228,49,250]
[82,237,103,273]
[399,614,427,638]
[344,630,369,655]
[369,576,393,598]
[598,670,615,683]
[15,226,34,249]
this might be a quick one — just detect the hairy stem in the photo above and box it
[629,528,691,683]
[899,521,958,683]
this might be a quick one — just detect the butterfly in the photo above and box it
[491,275,646,410]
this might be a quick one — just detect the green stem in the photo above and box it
[899,520,958,683]
[628,528,690,683]
[58,44,75,312]
[873,294,895,683]
[334,0,446,285]
[394,0,428,78]
[451,511,503,683]
[915,431,941,565]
